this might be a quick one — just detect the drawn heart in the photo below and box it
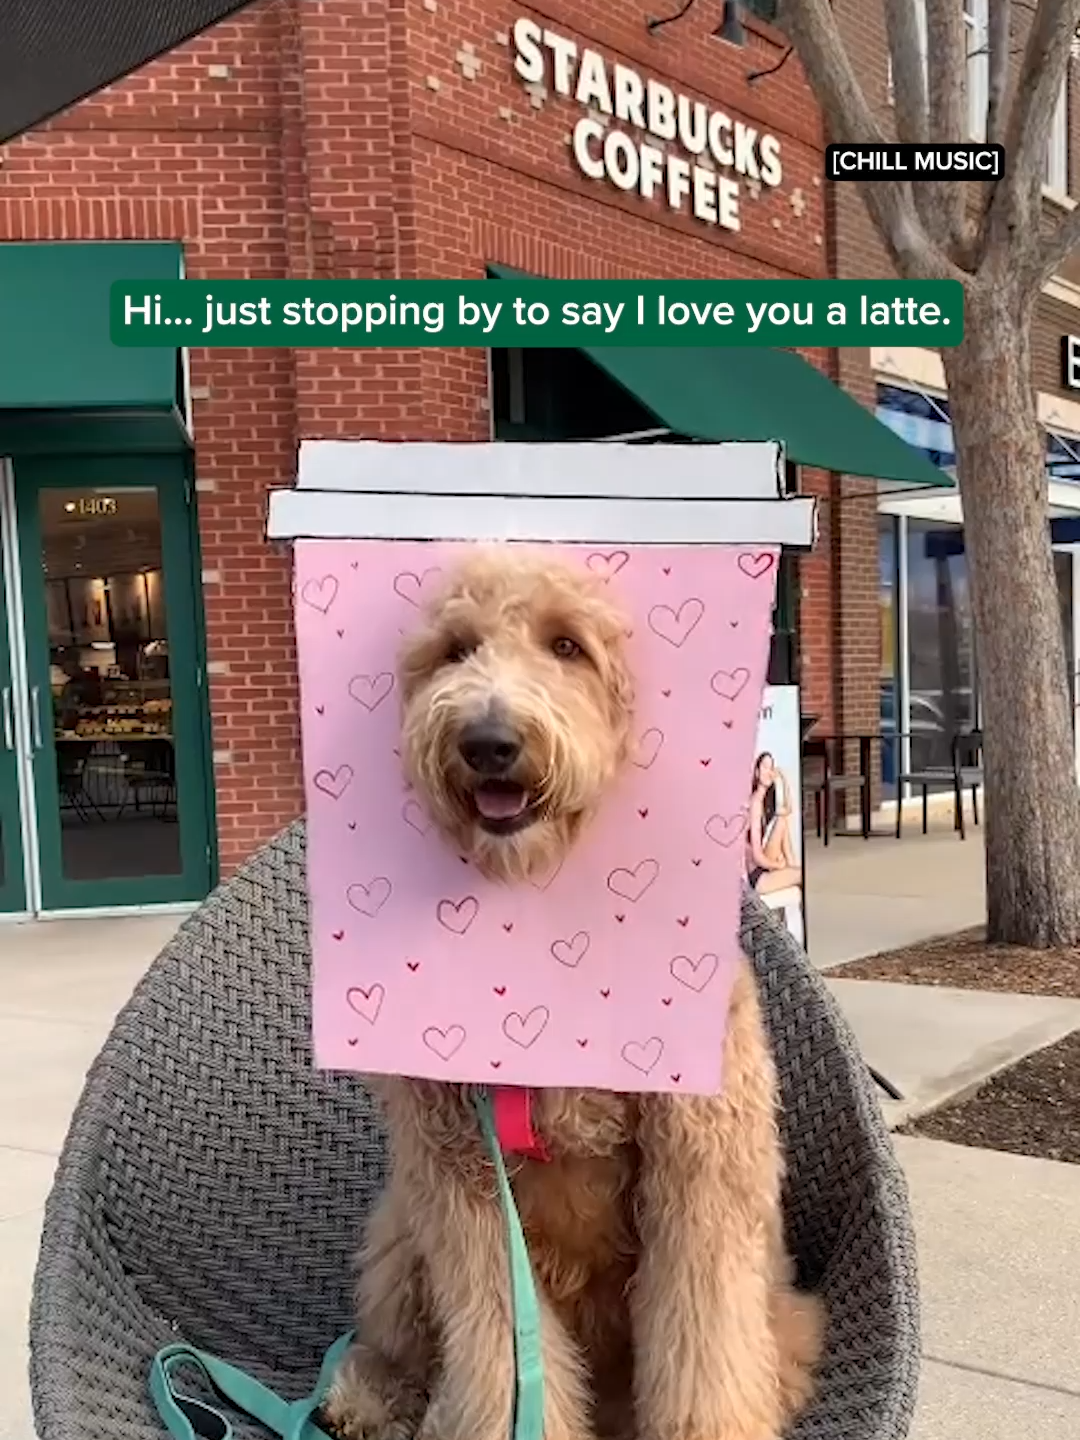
[336,628,345,639]
[692,857,702,867]
[503,1005,550,1049]
[348,672,395,712]
[300,575,338,613]
[705,812,746,848]
[700,758,711,767]
[670,1072,681,1083]
[406,960,420,972]
[348,1037,358,1047]
[600,988,611,999]
[670,952,720,993]
[332,929,345,941]
[577,1038,589,1048]
[661,997,672,1007]
[315,705,325,716]
[436,895,479,934]
[662,565,672,576]
[661,688,672,698]
[346,877,392,917]
[586,550,629,582]
[393,567,442,607]
[551,930,590,968]
[638,807,649,819]
[490,1059,502,1069]
[647,598,704,648]
[346,983,385,1025]
[503,923,514,933]
[621,1036,664,1075]
[632,727,664,770]
[402,799,431,836]
[422,1024,466,1061]
[615,914,625,923]
[494,985,507,996]
[710,667,751,701]
[313,764,353,800]
[348,821,357,831]
[606,858,660,903]
[737,551,776,580]
[676,916,690,927]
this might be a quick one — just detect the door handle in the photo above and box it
[29,685,43,751]
[1,687,12,751]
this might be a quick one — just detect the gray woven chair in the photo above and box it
[30,820,919,1440]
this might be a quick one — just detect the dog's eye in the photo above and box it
[551,636,582,660]
[444,640,476,665]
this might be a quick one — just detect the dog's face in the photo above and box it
[397,548,635,884]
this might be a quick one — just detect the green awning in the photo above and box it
[488,264,949,488]
[0,241,189,454]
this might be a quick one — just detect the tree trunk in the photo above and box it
[943,283,1080,946]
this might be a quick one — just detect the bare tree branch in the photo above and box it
[924,0,971,245]
[777,0,958,280]
[986,0,1013,143]
[1031,196,1080,286]
[926,0,968,141]
[883,0,929,143]
[988,0,1080,253]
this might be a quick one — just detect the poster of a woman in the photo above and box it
[746,752,801,894]
[747,687,806,945]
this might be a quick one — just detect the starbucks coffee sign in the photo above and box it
[512,17,783,234]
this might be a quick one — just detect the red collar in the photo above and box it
[491,1085,550,1162]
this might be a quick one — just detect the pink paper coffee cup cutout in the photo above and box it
[298,540,777,1093]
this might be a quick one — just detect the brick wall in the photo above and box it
[1,0,827,874]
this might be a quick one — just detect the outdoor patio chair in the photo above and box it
[30,820,920,1440]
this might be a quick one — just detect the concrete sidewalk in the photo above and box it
[805,826,986,970]
[899,1136,1080,1440]
[828,978,1080,1126]
[0,914,183,1440]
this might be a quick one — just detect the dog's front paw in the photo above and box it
[320,1344,426,1440]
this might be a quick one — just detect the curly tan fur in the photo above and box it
[323,549,824,1440]
[396,548,635,884]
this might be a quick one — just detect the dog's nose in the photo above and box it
[458,719,523,775]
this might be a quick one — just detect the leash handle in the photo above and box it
[149,1331,354,1440]
[472,1086,546,1440]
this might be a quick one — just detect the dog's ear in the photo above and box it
[397,624,444,705]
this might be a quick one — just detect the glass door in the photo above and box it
[0,477,29,911]
[14,455,212,910]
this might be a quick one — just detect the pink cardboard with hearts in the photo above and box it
[297,540,778,1095]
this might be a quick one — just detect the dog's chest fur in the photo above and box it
[510,1090,640,1380]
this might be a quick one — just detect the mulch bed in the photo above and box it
[902,1029,1080,1164]
[828,926,1080,998]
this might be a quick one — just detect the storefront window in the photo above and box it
[905,519,977,776]
[1056,551,1075,704]
[881,516,1077,798]
[878,515,899,797]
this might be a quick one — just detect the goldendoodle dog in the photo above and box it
[324,547,823,1440]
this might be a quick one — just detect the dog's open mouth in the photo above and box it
[470,780,537,834]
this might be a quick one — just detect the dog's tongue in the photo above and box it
[475,783,529,820]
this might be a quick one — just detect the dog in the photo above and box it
[323,547,824,1440]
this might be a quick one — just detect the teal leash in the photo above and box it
[149,1091,544,1440]
[471,1085,546,1440]
[150,1329,354,1440]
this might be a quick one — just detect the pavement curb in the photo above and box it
[880,1011,1080,1130]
